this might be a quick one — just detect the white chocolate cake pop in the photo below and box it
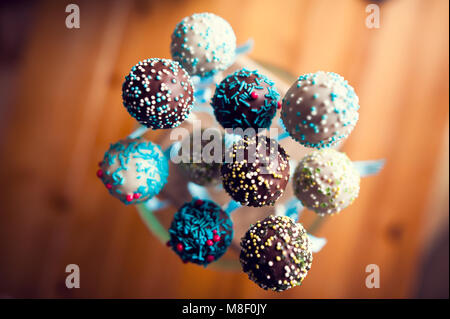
[293,149,360,215]
[171,13,236,77]
[97,138,169,205]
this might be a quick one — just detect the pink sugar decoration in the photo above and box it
[195,199,204,206]
[96,169,103,178]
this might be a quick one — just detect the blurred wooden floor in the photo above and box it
[0,0,448,298]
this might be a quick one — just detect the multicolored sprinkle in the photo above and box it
[221,135,290,207]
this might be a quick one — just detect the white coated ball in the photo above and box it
[171,13,236,77]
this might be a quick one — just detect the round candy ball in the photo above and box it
[171,12,236,77]
[211,68,281,130]
[240,215,313,292]
[168,199,234,265]
[177,129,225,186]
[281,71,359,149]
[221,135,290,207]
[97,138,169,205]
[122,58,194,129]
[293,149,360,215]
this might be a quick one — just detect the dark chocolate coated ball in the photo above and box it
[122,58,194,129]
[212,68,280,130]
[168,199,233,265]
[240,215,312,292]
[221,135,290,207]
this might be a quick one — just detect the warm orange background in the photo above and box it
[0,0,448,298]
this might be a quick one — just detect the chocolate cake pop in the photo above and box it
[122,58,194,129]
[221,135,290,207]
[177,129,225,186]
[240,215,313,292]
[168,199,234,265]
[211,68,281,130]
[281,71,359,149]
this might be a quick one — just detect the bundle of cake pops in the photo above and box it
[96,13,383,292]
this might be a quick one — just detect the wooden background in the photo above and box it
[0,0,448,298]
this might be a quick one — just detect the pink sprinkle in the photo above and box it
[195,199,204,206]
[106,183,112,189]
[96,169,103,178]
[206,255,215,263]
[176,243,184,252]
[126,194,133,202]
[212,230,217,234]
[213,234,221,242]
[133,193,141,199]
[277,101,282,109]
[206,240,213,246]
[251,91,258,99]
